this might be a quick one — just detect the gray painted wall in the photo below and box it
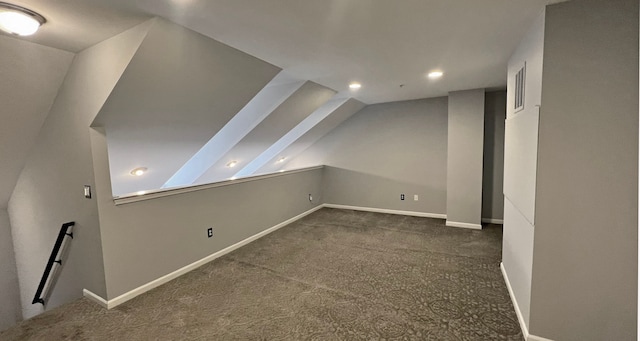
[0,35,73,208]
[529,1,638,340]
[91,129,323,298]
[0,210,21,331]
[482,91,506,221]
[288,98,449,215]
[446,89,485,227]
[7,20,151,319]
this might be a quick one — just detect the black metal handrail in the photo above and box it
[32,221,74,305]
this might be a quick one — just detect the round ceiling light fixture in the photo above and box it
[226,160,238,168]
[349,82,362,90]
[0,2,46,36]
[130,167,148,176]
[427,71,444,79]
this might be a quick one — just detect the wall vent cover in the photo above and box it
[514,62,526,112]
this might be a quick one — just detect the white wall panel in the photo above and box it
[502,198,535,327]
[503,106,539,225]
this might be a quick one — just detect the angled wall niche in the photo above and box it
[255,98,365,175]
[195,81,336,185]
[162,72,305,189]
[92,18,358,198]
[93,18,281,197]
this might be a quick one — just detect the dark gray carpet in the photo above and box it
[0,208,522,340]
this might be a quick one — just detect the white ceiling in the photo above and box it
[0,0,566,205]
[0,0,147,52]
[7,0,563,103]
[131,0,561,104]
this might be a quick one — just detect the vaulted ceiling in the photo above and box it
[0,0,565,204]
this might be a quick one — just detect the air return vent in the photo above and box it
[514,63,526,112]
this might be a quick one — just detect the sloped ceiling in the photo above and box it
[195,81,336,185]
[256,98,366,175]
[234,97,356,178]
[93,18,281,196]
[0,36,73,208]
[162,72,306,189]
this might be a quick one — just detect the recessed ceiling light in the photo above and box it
[136,190,146,196]
[226,161,238,168]
[0,2,46,36]
[428,71,444,79]
[349,82,361,90]
[277,157,286,163]
[130,167,147,176]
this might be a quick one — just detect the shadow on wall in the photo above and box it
[482,91,506,220]
[322,166,447,216]
[0,210,21,331]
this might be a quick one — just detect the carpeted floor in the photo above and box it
[0,208,522,340]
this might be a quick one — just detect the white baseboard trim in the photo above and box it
[323,205,500,229]
[500,263,554,341]
[98,204,325,309]
[83,289,108,309]
[482,218,504,224]
[322,203,446,219]
[445,220,482,230]
[501,262,529,339]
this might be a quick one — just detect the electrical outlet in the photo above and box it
[207,227,213,238]
[400,194,405,200]
[309,194,313,202]
[414,194,419,201]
